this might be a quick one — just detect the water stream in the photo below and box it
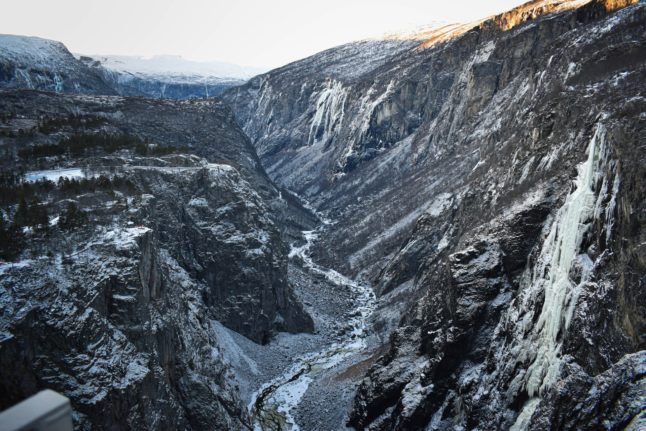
[249,221,376,430]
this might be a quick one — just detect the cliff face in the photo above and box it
[222,0,644,278]
[1,223,249,430]
[125,160,313,342]
[222,1,645,429]
[78,58,246,99]
[0,91,313,428]
[98,73,243,98]
[348,120,646,429]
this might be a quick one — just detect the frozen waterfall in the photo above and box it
[512,124,607,429]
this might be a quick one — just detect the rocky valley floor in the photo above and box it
[218,218,382,430]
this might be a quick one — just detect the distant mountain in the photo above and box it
[0,34,264,98]
[0,34,116,95]
[83,54,264,80]
[79,54,266,98]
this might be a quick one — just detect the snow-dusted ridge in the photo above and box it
[0,34,115,94]
[0,33,266,97]
[80,54,266,82]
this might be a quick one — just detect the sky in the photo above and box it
[1,0,528,69]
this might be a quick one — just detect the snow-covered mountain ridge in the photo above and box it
[81,54,264,80]
[0,34,116,95]
[0,34,264,98]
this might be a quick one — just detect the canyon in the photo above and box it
[0,0,644,429]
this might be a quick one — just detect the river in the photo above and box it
[249,221,376,430]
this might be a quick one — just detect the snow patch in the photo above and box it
[426,193,453,217]
[188,197,209,207]
[0,259,33,276]
[24,168,86,182]
[102,226,151,250]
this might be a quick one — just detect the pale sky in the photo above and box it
[1,0,527,69]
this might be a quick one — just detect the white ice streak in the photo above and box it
[338,79,398,164]
[307,80,347,146]
[525,125,604,395]
[510,398,541,431]
[446,41,496,140]
[358,80,396,138]
[512,124,607,429]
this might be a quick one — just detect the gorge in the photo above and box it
[0,0,644,430]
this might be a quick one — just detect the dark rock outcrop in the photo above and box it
[0,227,249,430]
[126,158,313,343]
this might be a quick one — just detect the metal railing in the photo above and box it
[0,390,73,431]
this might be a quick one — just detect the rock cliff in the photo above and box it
[0,91,313,429]
[222,0,646,428]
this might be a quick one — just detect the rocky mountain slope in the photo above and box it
[0,90,314,428]
[222,0,646,429]
[0,35,116,95]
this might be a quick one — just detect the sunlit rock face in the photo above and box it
[223,0,645,429]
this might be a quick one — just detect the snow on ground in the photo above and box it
[188,197,209,207]
[426,192,453,216]
[0,34,72,69]
[102,226,151,250]
[24,168,86,182]
[348,190,453,269]
[0,260,33,276]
